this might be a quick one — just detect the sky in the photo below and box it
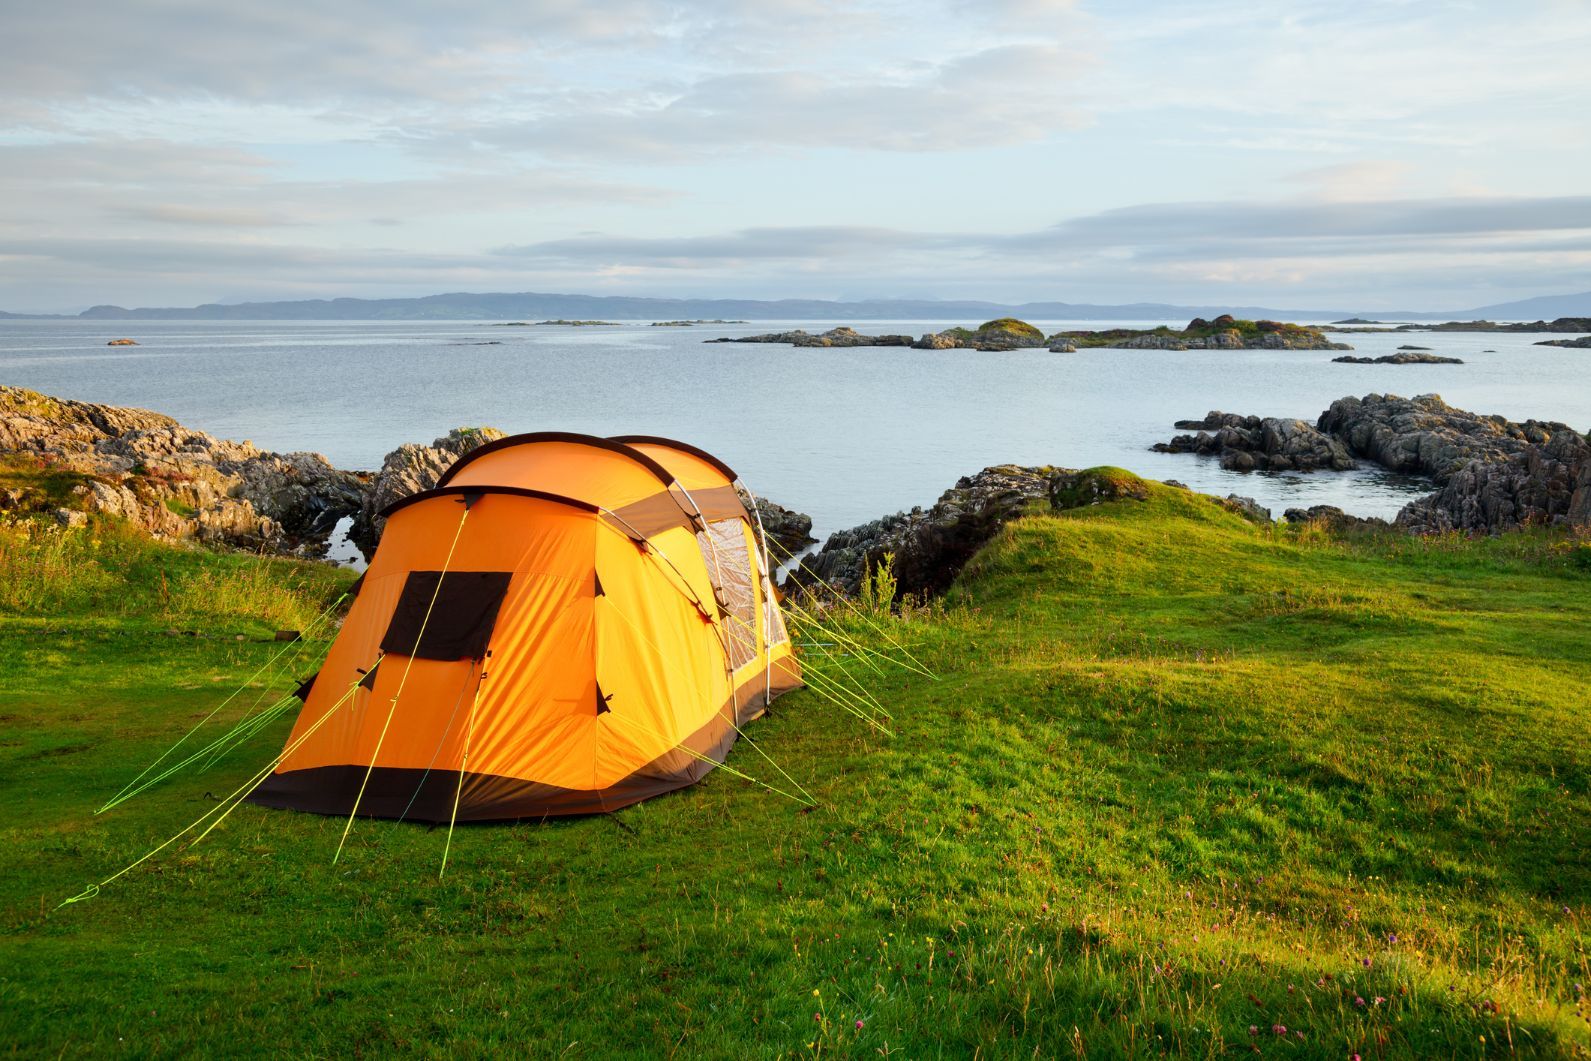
[2,0,1589,313]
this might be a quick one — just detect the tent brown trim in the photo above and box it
[604,484,748,538]
[435,431,675,489]
[247,666,801,821]
[380,484,600,520]
[608,435,739,482]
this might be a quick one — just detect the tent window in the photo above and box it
[764,575,790,647]
[752,539,791,648]
[380,570,513,661]
[697,518,758,669]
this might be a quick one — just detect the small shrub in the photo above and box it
[858,552,899,616]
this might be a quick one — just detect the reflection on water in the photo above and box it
[323,516,368,571]
[2,318,1584,542]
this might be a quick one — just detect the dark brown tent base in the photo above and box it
[250,666,800,821]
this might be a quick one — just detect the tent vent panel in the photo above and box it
[380,570,513,661]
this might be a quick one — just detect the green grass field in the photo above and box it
[1,477,1587,1057]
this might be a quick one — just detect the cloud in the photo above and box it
[1014,196,1591,250]
[0,139,675,242]
[495,195,1591,266]
[0,0,664,107]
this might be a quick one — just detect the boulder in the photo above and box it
[1282,506,1391,533]
[349,427,506,553]
[1222,495,1272,523]
[913,332,961,350]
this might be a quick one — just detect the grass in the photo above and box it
[1,476,1588,1057]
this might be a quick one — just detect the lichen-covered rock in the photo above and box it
[349,427,506,553]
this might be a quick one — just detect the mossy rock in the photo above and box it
[0,386,64,419]
[974,318,1045,342]
[1049,467,1152,510]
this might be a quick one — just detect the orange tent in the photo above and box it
[249,434,801,822]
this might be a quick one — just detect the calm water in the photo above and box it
[2,319,1587,539]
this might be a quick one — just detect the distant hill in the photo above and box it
[1452,291,1591,320]
[3,288,1589,322]
[67,293,1364,322]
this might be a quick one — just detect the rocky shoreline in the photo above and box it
[6,383,1585,603]
[1154,393,1591,535]
[0,385,816,564]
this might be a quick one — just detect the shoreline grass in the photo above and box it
[1,481,1587,1056]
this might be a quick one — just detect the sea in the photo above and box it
[2,318,1586,546]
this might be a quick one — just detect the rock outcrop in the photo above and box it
[791,466,1150,599]
[1318,394,1590,534]
[707,319,1059,353]
[348,427,506,553]
[0,385,364,554]
[1157,392,1591,535]
[913,318,1048,352]
[1333,353,1464,365]
[707,327,914,348]
[738,493,817,555]
[1535,336,1591,348]
[1152,413,1357,472]
[1054,316,1351,351]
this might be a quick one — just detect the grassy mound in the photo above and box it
[1,492,1587,1055]
[974,318,1045,342]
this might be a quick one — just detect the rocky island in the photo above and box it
[1332,352,1464,364]
[1330,316,1591,334]
[709,315,1350,352]
[1535,336,1591,348]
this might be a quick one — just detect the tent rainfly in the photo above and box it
[248,433,802,822]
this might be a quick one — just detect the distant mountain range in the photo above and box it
[4,289,1590,322]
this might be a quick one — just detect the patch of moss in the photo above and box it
[0,387,64,419]
[1049,466,1153,509]
[0,455,95,512]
